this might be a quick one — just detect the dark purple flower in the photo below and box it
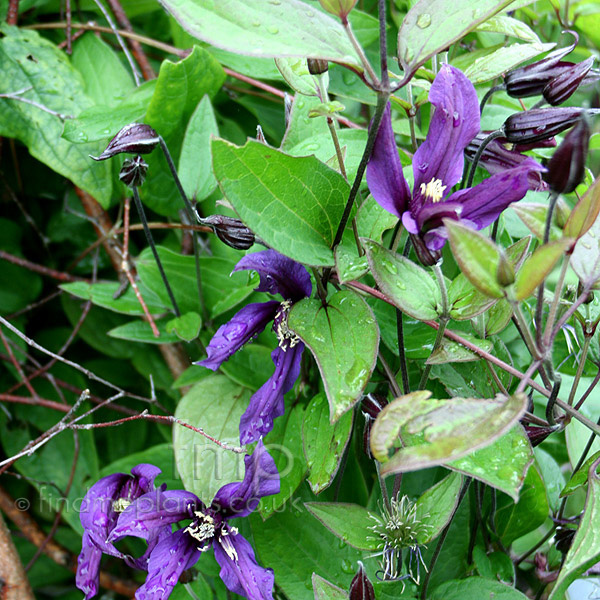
[366,65,540,264]
[109,441,280,600]
[76,464,164,599]
[197,250,311,444]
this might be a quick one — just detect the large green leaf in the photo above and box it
[312,575,347,600]
[142,46,225,216]
[289,290,379,421]
[550,457,600,598]
[398,0,517,78]
[363,239,442,320]
[303,393,353,494]
[173,375,250,502]
[157,0,361,68]
[212,138,349,266]
[571,208,600,288]
[0,25,111,206]
[430,577,529,600]
[370,391,528,475]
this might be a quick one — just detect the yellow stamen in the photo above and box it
[419,178,447,203]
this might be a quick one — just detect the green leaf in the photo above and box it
[281,94,330,151]
[166,312,202,342]
[71,32,134,106]
[447,426,534,501]
[475,15,542,42]
[398,0,517,78]
[289,290,379,421]
[312,574,347,600]
[426,333,493,364]
[178,95,219,202]
[142,46,225,216]
[416,472,464,543]
[561,450,600,497]
[550,458,600,598]
[260,404,307,518]
[219,344,276,391]
[464,42,554,84]
[173,375,249,502]
[370,391,528,475]
[514,239,572,300]
[108,319,180,344]
[303,393,353,494]
[430,577,529,600]
[512,202,562,241]
[571,207,600,288]
[60,281,167,316]
[473,548,515,584]
[0,25,112,206]
[212,138,349,266]
[363,239,442,320]
[304,502,380,551]
[274,57,320,96]
[157,0,361,68]
[564,175,600,240]
[445,220,503,299]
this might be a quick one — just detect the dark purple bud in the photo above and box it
[503,108,584,144]
[543,115,590,194]
[119,156,148,188]
[543,57,595,106]
[522,423,560,447]
[307,58,329,75]
[201,215,255,250]
[90,123,160,161]
[410,233,442,267]
[349,563,375,600]
[555,526,576,554]
[256,125,267,144]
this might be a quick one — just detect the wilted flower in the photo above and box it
[198,250,311,444]
[119,156,149,188]
[349,562,375,600]
[366,65,540,265]
[76,464,165,599]
[90,123,160,161]
[543,115,590,194]
[200,215,255,250]
[109,441,279,600]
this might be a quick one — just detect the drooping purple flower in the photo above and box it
[76,464,165,599]
[366,64,541,265]
[197,249,311,444]
[109,441,280,600]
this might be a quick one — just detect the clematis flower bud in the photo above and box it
[503,108,584,144]
[543,57,596,106]
[522,423,560,447]
[349,562,375,600]
[307,58,329,75]
[119,156,148,188]
[543,115,590,194]
[90,123,159,161]
[200,215,255,250]
[496,252,515,287]
[318,0,357,20]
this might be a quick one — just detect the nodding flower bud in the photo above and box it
[522,423,560,447]
[90,123,160,161]
[496,252,515,287]
[349,563,375,600]
[119,156,148,188]
[200,215,255,250]
[362,394,388,459]
[318,0,357,20]
[543,57,596,106]
[503,107,585,144]
[307,58,329,75]
[543,115,590,194]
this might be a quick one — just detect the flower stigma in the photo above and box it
[112,498,132,513]
[273,300,300,351]
[419,178,447,203]
[185,511,216,549]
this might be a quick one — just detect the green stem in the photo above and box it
[542,256,569,348]
[567,336,592,406]
[342,18,380,88]
[512,302,542,361]
[432,262,449,318]
[419,318,447,390]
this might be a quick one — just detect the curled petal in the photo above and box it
[366,102,410,219]
[76,533,103,600]
[412,64,480,198]
[135,529,201,600]
[197,301,279,371]
[239,343,304,445]
[234,250,312,301]
[212,440,280,519]
[110,490,198,541]
[213,532,275,600]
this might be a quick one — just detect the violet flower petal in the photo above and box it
[412,64,480,199]
[212,440,280,518]
[213,532,275,600]
[239,343,304,445]
[76,533,103,600]
[234,250,312,301]
[197,301,280,371]
[365,102,410,219]
[110,490,198,541]
[135,529,201,600]
[130,464,162,491]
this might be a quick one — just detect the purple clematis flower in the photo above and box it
[109,441,280,600]
[197,249,311,444]
[76,464,165,599]
[366,64,542,265]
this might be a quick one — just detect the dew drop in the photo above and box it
[267,25,279,34]
[341,559,355,574]
[416,13,432,28]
